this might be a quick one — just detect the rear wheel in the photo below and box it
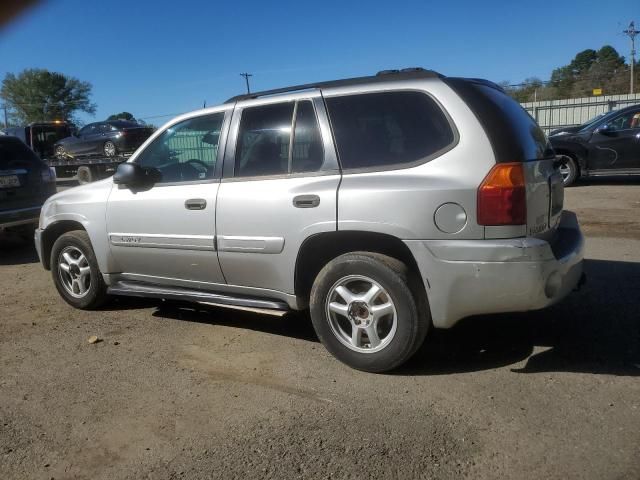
[76,166,95,184]
[310,252,429,373]
[51,230,108,310]
[558,154,578,187]
[104,141,117,157]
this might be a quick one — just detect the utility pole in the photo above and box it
[240,73,253,94]
[623,21,639,94]
[2,105,7,129]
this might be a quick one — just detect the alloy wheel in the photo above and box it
[325,275,398,353]
[57,246,91,298]
[104,141,116,157]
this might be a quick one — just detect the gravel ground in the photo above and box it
[1,178,639,479]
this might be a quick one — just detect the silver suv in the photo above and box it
[35,69,584,372]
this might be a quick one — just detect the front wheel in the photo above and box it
[50,230,108,310]
[55,145,66,159]
[310,252,429,373]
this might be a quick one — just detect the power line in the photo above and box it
[240,73,253,94]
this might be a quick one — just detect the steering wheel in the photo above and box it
[185,159,209,171]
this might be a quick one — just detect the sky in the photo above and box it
[0,0,638,125]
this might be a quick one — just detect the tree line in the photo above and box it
[0,68,146,127]
[502,45,637,102]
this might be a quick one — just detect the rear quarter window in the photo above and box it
[325,91,455,171]
[444,78,554,162]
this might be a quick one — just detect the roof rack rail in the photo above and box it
[224,68,442,104]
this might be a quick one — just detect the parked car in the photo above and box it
[35,69,584,372]
[550,104,640,186]
[54,121,153,158]
[3,121,74,159]
[1,136,56,236]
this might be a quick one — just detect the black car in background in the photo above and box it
[550,103,640,186]
[0,136,57,236]
[548,113,607,138]
[54,120,153,158]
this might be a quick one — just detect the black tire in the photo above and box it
[558,154,579,187]
[309,252,430,373]
[76,166,94,184]
[50,230,108,310]
[104,141,117,157]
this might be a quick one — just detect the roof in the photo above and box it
[224,68,442,104]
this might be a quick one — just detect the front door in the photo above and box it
[216,94,340,295]
[588,108,640,171]
[106,109,230,288]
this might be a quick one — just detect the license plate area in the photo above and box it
[0,175,20,188]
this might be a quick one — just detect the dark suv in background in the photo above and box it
[0,136,57,236]
[54,120,154,158]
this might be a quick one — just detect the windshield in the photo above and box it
[578,110,620,133]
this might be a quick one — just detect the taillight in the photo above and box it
[41,166,56,183]
[477,163,526,225]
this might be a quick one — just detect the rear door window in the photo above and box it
[234,100,326,178]
[325,91,455,170]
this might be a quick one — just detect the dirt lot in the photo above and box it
[1,178,639,480]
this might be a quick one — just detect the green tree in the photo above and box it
[0,68,96,125]
[569,49,597,75]
[107,111,135,121]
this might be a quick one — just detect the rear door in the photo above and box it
[216,93,340,295]
[73,124,99,154]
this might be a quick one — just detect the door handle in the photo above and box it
[185,198,207,210]
[293,194,320,208]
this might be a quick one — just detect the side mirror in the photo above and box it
[596,124,614,135]
[113,163,161,186]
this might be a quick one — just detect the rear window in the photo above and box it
[444,78,554,161]
[325,91,455,170]
[109,121,142,129]
[0,138,42,169]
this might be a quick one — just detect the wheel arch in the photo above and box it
[41,220,87,270]
[294,230,425,308]
[554,147,585,175]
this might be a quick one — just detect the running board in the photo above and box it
[107,281,290,311]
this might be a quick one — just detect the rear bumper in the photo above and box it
[0,206,41,229]
[404,210,585,328]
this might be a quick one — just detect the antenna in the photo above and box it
[623,21,639,93]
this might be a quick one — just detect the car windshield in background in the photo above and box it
[578,110,619,132]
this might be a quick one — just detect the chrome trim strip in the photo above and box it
[217,235,285,254]
[109,233,215,251]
